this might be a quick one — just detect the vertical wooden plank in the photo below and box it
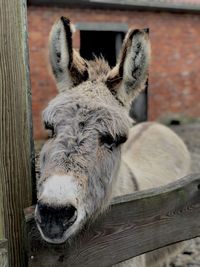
[0,249,8,267]
[0,240,8,267]
[0,0,34,266]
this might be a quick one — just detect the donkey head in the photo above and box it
[35,17,150,244]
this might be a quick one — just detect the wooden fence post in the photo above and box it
[0,0,34,266]
[0,240,8,267]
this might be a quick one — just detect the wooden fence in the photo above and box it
[25,174,200,267]
[0,0,200,266]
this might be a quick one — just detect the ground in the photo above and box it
[34,123,200,267]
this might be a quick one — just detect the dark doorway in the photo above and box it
[80,30,125,67]
[77,23,148,122]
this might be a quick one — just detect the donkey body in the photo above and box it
[35,17,191,267]
[113,122,190,267]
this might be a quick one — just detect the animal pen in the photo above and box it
[1,0,200,266]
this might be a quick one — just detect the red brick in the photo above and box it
[27,7,200,139]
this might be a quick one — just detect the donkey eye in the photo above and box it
[100,134,127,150]
[44,122,55,138]
[100,134,115,149]
[116,135,127,145]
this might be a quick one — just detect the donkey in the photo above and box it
[35,17,191,267]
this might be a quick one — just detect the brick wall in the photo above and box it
[28,6,200,139]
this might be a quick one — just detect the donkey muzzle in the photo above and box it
[35,202,77,240]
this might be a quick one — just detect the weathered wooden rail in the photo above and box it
[25,173,200,267]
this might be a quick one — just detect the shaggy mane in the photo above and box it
[87,57,111,82]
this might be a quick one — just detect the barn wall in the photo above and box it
[28,6,200,139]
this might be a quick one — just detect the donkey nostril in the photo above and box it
[35,202,78,241]
[36,202,77,231]
[62,205,77,228]
[64,205,76,220]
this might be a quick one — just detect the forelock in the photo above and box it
[42,85,132,137]
[87,57,111,82]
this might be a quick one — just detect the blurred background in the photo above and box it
[27,0,200,139]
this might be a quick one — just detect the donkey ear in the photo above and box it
[106,29,150,107]
[49,17,88,92]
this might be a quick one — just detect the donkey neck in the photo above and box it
[112,157,139,199]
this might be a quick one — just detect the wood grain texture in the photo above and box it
[0,240,8,267]
[25,173,200,267]
[0,0,34,266]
